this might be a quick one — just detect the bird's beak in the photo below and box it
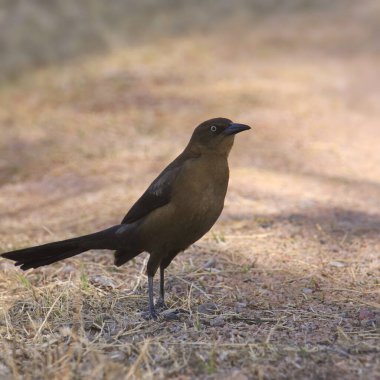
[223,123,251,136]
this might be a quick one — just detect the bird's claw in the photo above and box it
[161,308,181,320]
[140,307,188,321]
[155,298,168,310]
[141,308,158,321]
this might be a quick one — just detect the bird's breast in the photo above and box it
[166,156,229,242]
[174,156,229,213]
[139,155,230,253]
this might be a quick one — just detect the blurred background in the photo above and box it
[1,0,379,230]
[0,0,380,255]
[3,0,377,81]
[0,1,379,378]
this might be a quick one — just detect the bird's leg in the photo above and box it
[141,255,161,320]
[146,275,158,320]
[155,266,168,310]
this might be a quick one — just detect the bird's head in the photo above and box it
[188,118,251,155]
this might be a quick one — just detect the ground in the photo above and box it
[0,3,379,379]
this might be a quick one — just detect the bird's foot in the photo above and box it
[161,308,180,321]
[141,307,158,321]
[140,306,189,321]
[155,298,168,311]
[161,308,190,321]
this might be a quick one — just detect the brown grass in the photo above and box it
[0,2,379,379]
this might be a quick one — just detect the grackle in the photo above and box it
[1,118,250,319]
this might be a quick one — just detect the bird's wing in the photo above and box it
[121,152,195,224]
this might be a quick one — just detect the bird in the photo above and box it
[1,117,251,319]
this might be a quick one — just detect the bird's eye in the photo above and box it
[210,126,217,132]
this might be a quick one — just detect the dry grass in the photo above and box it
[1,2,380,379]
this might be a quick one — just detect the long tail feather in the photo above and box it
[2,225,123,270]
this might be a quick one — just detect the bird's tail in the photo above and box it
[1,225,123,270]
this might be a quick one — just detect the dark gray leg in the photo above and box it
[147,275,158,320]
[160,266,165,300]
[155,266,168,310]
[143,255,161,320]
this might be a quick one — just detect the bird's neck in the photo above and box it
[184,141,233,159]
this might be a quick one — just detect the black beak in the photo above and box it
[224,123,251,136]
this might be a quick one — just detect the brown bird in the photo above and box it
[1,118,250,319]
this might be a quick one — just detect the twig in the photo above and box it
[173,276,211,299]
[33,291,63,341]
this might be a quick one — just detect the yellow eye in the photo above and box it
[210,126,217,132]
